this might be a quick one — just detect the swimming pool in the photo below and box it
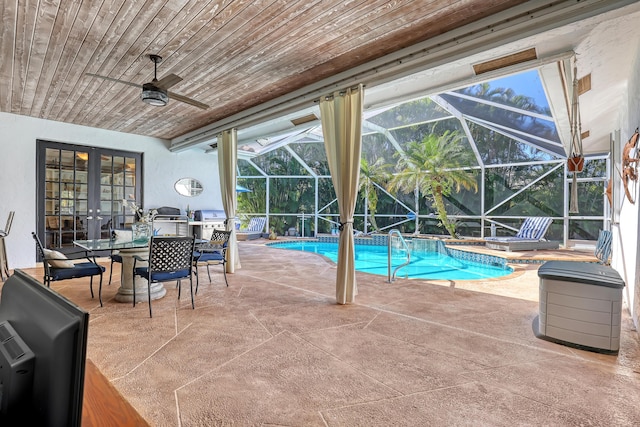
[268,241,512,280]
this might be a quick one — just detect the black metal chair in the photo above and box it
[31,232,106,306]
[132,235,196,317]
[104,220,123,285]
[0,211,14,280]
[108,252,123,284]
[193,229,231,292]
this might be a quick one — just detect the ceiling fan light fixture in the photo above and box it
[141,82,168,106]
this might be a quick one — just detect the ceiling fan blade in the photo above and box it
[155,73,182,90]
[85,73,140,89]
[168,91,209,110]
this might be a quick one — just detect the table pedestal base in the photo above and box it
[113,247,167,303]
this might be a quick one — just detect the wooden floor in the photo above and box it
[83,359,150,427]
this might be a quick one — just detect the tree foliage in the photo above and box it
[359,157,391,232]
[237,82,605,241]
[388,130,478,237]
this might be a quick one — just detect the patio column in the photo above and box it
[319,84,364,304]
[218,128,240,272]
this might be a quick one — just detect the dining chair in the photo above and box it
[108,252,123,285]
[193,229,231,292]
[102,219,122,285]
[31,232,106,306]
[107,225,130,285]
[132,235,196,317]
[0,211,14,280]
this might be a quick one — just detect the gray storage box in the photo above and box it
[538,261,624,352]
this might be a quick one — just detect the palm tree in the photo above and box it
[359,157,391,233]
[388,130,478,238]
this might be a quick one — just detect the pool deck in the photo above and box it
[7,238,639,426]
[267,236,600,302]
[446,241,599,263]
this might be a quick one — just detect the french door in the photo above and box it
[36,140,143,250]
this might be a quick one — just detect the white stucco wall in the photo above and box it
[0,112,222,270]
[612,48,640,328]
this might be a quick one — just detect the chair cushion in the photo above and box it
[135,267,192,282]
[194,251,224,262]
[43,248,75,268]
[595,230,612,264]
[515,217,552,240]
[518,228,539,239]
[243,217,266,232]
[49,262,105,280]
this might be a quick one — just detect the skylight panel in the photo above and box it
[455,69,550,113]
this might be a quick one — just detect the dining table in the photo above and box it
[73,237,164,303]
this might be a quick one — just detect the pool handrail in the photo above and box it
[388,229,410,282]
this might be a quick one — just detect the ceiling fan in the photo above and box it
[86,54,209,109]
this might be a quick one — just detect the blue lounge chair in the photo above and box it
[594,229,612,265]
[485,217,559,252]
[236,217,267,241]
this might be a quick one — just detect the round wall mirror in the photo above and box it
[175,178,204,197]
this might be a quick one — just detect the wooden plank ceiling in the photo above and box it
[0,0,527,140]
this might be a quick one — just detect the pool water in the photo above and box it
[269,241,512,280]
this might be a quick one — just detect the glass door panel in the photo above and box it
[99,154,140,237]
[37,141,143,250]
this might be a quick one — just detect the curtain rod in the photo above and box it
[315,84,365,103]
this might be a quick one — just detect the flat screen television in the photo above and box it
[0,269,89,427]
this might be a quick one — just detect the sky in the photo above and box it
[487,70,550,111]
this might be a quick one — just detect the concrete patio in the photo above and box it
[9,240,640,426]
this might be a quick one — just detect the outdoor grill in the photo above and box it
[192,210,226,240]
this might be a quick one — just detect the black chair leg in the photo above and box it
[148,279,152,318]
[132,271,137,308]
[98,274,103,307]
[222,264,228,287]
[89,277,94,299]
[189,277,194,309]
[108,259,114,285]
[195,266,200,294]
[206,264,212,282]
[177,279,182,300]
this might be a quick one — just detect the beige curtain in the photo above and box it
[218,129,240,272]
[319,84,364,304]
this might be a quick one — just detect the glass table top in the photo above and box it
[73,238,150,251]
[73,237,206,251]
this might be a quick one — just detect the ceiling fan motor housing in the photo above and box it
[141,82,168,106]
